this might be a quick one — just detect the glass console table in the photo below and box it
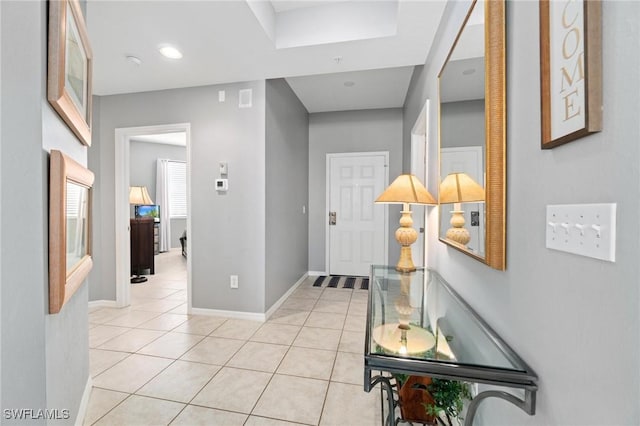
[364,266,538,425]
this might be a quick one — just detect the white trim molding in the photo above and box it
[114,123,192,309]
[74,377,93,426]
[265,273,308,320]
[189,307,266,323]
[307,271,327,276]
[189,273,309,323]
[88,300,118,309]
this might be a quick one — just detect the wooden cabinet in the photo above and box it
[131,217,154,275]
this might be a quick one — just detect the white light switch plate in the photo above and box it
[546,203,616,262]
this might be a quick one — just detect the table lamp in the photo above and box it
[129,186,153,206]
[439,172,484,246]
[375,174,437,272]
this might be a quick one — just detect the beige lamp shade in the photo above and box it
[439,172,485,204]
[129,186,154,205]
[375,174,437,205]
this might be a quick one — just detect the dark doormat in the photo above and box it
[312,275,368,290]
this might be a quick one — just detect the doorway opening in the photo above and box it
[114,123,192,310]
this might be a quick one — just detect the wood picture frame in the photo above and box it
[540,0,602,149]
[49,150,94,314]
[437,0,506,270]
[47,0,93,147]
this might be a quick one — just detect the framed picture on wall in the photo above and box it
[539,0,602,149]
[49,150,95,314]
[47,0,93,147]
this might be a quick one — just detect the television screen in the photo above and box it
[135,205,160,222]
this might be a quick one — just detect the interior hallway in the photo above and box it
[86,249,379,425]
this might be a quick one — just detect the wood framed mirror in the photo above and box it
[49,150,95,313]
[437,0,506,270]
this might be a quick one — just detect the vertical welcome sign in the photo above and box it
[540,0,602,149]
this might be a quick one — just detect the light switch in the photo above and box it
[545,203,616,262]
[218,90,225,102]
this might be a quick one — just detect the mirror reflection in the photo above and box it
[439,0,487,257]
[66,181,90,273]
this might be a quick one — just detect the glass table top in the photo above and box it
[365,265,537,387]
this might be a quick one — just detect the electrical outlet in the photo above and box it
[230,275,239,289]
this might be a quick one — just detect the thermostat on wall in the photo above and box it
[215,178,228,192]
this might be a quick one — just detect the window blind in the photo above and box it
[168,161,187,218]
[66,183,83,217]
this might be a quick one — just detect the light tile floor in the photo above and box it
[86,249,380,425]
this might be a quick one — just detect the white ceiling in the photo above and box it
[270,0,343,13]
[87,0,446,112]
[286,66,415,113]
[440,1,484,104]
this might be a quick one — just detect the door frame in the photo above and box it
[325,151,389,276]
[114,123,192,309]
[410,99,431,268]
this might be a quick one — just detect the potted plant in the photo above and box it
[394,375,471,426]
[396,374,437,424]
[423,378,472,426]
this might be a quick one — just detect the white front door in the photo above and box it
[328,153,388,276]
[440,146,484,255]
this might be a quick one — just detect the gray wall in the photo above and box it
[0,0,3,410]
[129,140,186,248]
[404,0,640,423]
[90,82,267,314]
[308,109,403,272]
[1,1,89,423]
[440,99,485,151]
[265,79,309,309]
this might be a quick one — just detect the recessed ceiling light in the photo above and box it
[344,81,355,87]
[462,68,476,75]
[158,45,183,59]
[126,55,142,66]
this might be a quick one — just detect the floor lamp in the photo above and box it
[130,186,153,283]
[439,172,485,247]
[375,174,437,273]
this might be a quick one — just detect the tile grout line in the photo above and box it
[89,261,371,425]
[87,390,133,426]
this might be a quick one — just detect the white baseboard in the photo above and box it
[265,272,308,320]
[88,300,118,309]
[189,307,266,322]
[187,272,309,323]
[307,271,327,276]
[75,377,93,426]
